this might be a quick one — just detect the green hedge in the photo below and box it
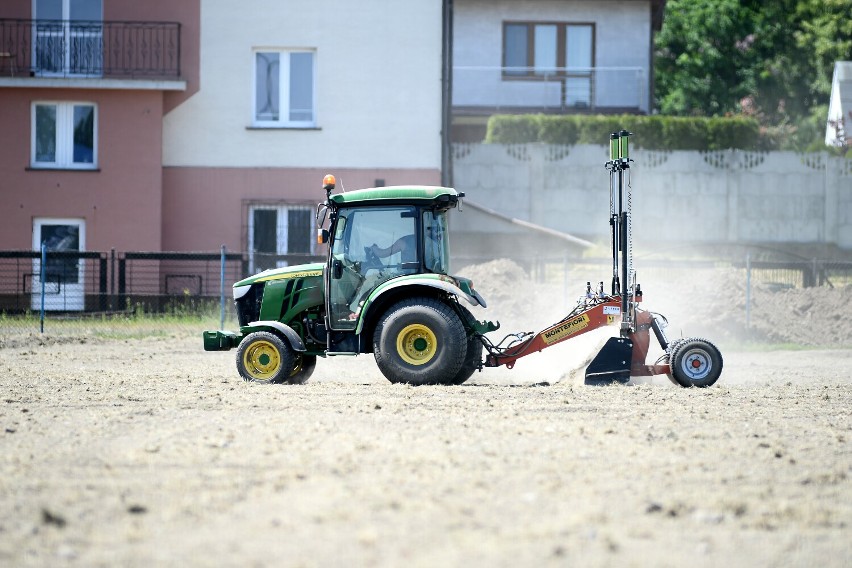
[484,114,764,151]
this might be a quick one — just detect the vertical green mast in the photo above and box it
[607,129,633,333]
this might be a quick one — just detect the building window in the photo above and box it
[503,22,594,106]
[31,102,97,169]
[253,50,316,127]
[34,0,104,76]
[247,204,315,273]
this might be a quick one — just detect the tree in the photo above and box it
[655,0,852,124]
[654,0,756,116]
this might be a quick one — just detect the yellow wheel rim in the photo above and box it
[396,324,437,366]
[243,339,281,381]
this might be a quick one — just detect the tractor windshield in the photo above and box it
[328,206,419,328]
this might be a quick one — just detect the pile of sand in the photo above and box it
[457,259,565,333]
[646,266,852,347]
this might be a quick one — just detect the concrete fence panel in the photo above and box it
[452,143,852,252]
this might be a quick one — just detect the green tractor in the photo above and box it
[203,174,494,386]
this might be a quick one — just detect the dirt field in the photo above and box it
[1,261,850,567]
[0,334,849,567]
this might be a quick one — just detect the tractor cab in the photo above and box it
[317,176,458,332]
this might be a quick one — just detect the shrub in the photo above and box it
[484,115,542,143]
[485,114,764,150]
[707,116,761,150]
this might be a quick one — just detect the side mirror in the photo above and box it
[317,228,329,244]
[332,259,343,279]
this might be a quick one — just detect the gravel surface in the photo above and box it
[2,258,851,566]
[1,333,850,567]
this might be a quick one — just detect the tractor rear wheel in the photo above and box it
[236,331,296,384]
[669,337,723,388]
[373,297,466,385]
[447,305,483,385]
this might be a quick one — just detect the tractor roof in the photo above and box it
[330,186,461,207]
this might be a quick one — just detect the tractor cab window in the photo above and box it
[328,206,418,329]
[423,209,450,274]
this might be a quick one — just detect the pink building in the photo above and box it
[0,0,199,253]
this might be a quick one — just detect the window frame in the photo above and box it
[501,21,596,81]
[30,100,98,170]
[251,48,317,129]
[245,202,316,273]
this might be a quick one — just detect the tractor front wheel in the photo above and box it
[236,331,296,384]
[669,338,723,388]
[373,298,466,385]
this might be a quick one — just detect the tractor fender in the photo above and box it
[244,320,306,352]
[354,277,485,335]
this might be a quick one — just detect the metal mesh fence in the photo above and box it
[1,249,850,340]
[0,250,323,339]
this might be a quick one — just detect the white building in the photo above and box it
[451,0,665,141]
[826,61,852,148]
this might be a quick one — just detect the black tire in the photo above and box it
[236,331,296,384]
[373,297,467,385]
[447,305,484,385]
[669,337,723,388]
[664,338,685,385]
[287,354,317,385]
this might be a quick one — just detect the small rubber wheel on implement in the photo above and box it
[669,337,723,388]
[664,338,685,386]
[373,297,466,385]
[288,354,317,385]
[447,304,484,386]
[236,331,296,384]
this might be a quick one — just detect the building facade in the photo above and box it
[160,0,445,271]
[0,0,663,279]
[0,0,198,309]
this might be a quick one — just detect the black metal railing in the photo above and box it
[0,19,180,78]
[2,249,850,316]
[0,249,850,337]
[452,66,645,114]
[0,250,326,316]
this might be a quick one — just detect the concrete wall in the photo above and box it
[452,143,852,251]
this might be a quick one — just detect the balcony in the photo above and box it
[0,19,180,80]
[452,66,647,116]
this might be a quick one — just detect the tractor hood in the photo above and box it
[233,263,324,289]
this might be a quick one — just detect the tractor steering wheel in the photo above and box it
[363,245,384,271]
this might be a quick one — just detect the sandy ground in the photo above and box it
[1,331,850,567]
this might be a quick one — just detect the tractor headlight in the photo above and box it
[233,284,252,300]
